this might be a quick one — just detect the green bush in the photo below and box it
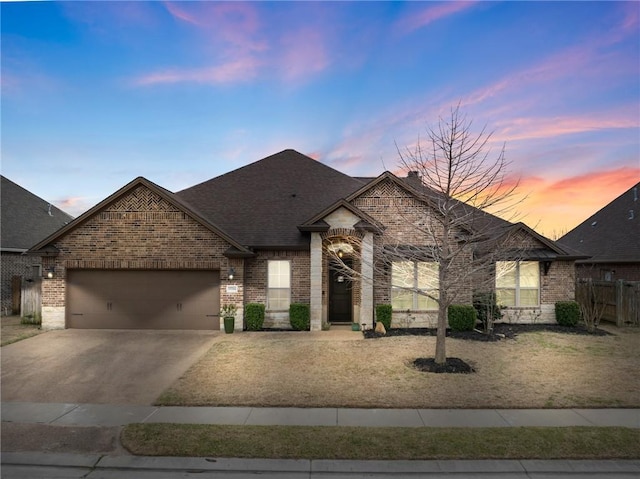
[21,313,41,325]
[472,292,502,331]
[375,304,392,330]
[245,303,265,331]
[448,304,477,332]
[555,301,580,327]
[289,303,310,331]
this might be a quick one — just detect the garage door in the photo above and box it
[66,270,220,329]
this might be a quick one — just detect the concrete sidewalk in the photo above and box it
[2,401,639,428]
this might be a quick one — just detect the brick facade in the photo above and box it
[244,249,310,328]
[36,174,577,330]
[351,178,473,327]
[40,184,239,329]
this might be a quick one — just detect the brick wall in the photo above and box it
[1,253,42,314]
[352,178,472,308]
[40,185,237,327]
[244,249,310,328]
[576,262,640,282]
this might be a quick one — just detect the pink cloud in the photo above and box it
[496,111,639,142]
[138,2,334,86]
[278,28,330,81]
[395,1,476,33]
[134,57,261,86]
[164,1,265,52]
[54,196,93,217]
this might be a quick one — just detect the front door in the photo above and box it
[329,261,353,324]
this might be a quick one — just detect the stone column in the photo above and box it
[360,232,374,327]
[310,232,323,331]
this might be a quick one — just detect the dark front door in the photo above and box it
[329,261,352,323]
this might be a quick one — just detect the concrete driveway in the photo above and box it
[1,329,219,405]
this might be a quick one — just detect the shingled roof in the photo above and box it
[176,150,366,248]
[559,181,640,263]
[1,176,73,252]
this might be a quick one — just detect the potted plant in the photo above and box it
[221,304,237,334]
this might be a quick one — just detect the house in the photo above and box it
[1,176,73,315]
[29,149,581,331]
[559,182,640,282]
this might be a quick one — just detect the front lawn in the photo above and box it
[157,325,640,408]
[1,316,44,346]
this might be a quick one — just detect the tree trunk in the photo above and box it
[435,299,447,364]
[435,259,448,365]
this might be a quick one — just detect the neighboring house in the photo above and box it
[29,150,580,331]
[1,176,73,315]
[559,182,640,282]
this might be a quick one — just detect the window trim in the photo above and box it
[267,259,291,311]
[391,260,439,311]
[495,260,540,308]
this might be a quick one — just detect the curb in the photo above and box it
[3,453,640,475]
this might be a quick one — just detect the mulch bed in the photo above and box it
[364,323,612,341]
[413,357,476,374]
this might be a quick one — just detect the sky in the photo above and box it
[2,1,639,238]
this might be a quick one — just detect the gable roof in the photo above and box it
[348,171,514,237]
[347,171,579,259]
[298,199,383,233]
[559,181,640,263]
[1,176,73,252]
[28,176,253,257]
[176,149,366,248]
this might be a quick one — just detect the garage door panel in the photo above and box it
[67,270,220,330]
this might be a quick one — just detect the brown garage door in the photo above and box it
[66,270,220,329]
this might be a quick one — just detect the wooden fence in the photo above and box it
[576,279,640,327]
[20,277,42,324]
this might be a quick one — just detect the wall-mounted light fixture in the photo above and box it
[327,242,354,258]
[44,267,55,279]
[228,267,235,281]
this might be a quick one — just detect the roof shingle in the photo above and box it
[1,176,73,251]
[559,181,640,262]
[176,149,366,248]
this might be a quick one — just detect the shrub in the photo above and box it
[448,304,477,332]
[472,292,502,333]
[245,303,265,331]
[555,301,580,327]
[289,303,310,331]
[21,313,41,325]
[375,304,392,330]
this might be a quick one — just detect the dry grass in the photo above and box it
[122,424,640,459]
[1,316,44,347]
[157,325,640,408]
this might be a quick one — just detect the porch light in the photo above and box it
[228,267,235,281]
[44,267,55,279]
[327,242,354,257]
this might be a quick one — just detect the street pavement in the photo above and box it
[1,403,639,477]
[2,453,640,478]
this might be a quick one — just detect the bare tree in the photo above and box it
[327,105,525,366]
[575,278,607,333]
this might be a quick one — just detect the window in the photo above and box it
[495,261,539,307]
[267,260,290,310]
[391,261,439,310]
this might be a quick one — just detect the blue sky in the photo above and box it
[2,1,639,237]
